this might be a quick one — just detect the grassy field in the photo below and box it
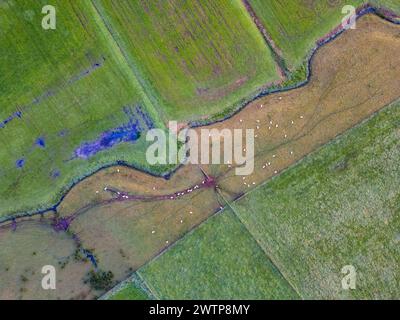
[231,101,400,299]
[93,0,280,121]
[137,209,299,299]
[109,284,149,300]
[0,0,166,217]
[107,273,152,300]
[247,0,400,70]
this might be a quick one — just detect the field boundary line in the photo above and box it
[89,0,167,123]
[132,208,227,298]
[217,189,303,299]
[135,271,160,300]
[241,0,289,78]
[103,195,227,299]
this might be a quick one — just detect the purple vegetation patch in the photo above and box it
[0,111,22,129]
[15,158,25,168]
[123,105,154,129]
[53,217,72,232]
[51,169,60,179]
[83,249,98,268]
[135,105,154,129]
[74,105,154,160]
[35,136,46,148]
[1,58,105,131]
[58,129,68,137]
[11,219,17,232]
[67,56,105,84]
[75,118,141,159]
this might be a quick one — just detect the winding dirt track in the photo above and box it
[1,14,400,299]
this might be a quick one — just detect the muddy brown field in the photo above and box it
[1,14,399,299]
[0,213,93,300]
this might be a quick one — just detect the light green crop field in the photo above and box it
[232,101,400,299]
[93,0,280,121]
[247,0,400,70]
[0,0,167,217]
[137,209,300,300]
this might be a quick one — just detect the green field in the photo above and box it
[0,0,167,217]
[248,0,400,70]
[107,273,152,300]
[136,209,299,300]
[112,101,400,299]
[109,284,149,300]
[93,0,280,120]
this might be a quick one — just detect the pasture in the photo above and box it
[0,14,395,299]
[372,0,400,12]
[128,100,400,299]
[106,16,399,298]
[57,164,223,285]
[2,0,399,220]
[108,283,149,300]
[1,5,399,299]
[196,14,400,205]
[232,101,400,298]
